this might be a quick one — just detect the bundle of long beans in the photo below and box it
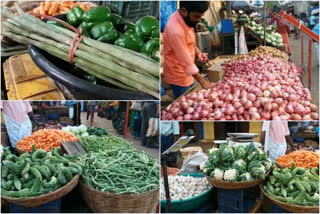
[1,5,159,98]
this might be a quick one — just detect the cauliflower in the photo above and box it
[208,147,218,154]
[262,159,272,171]
[200,161,206,171]
[223,168,238,181]
[239,172,253,181]
[232,159,247,173]
[210,168,224,180]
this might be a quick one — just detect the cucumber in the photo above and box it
[33,165,50,179]
[21,162,30,175]
[2,160,17,172]
[30,177,41,193]
[68,162,82,174]
[274,182,281,188]
[13,174,22,190]
[19,153,31,160]
[62,167,73,181]
[267,181,274,193]
[287,190,300,197]
[57,169,67,185]
[22,172,29,180]
[52,147,61,157]
[30,167,42,180]
[280,184,287,197]
[300,181,312,193]
[22,178,35,189]
[1,166,9,178]
[31,149,47,162]
[49,156,69,164]
[41,165,52,178]
[7,174,13,180]
[274,187,280,195]
[43,160,56,174]
[43,177,57,189]
[269,176,276,185]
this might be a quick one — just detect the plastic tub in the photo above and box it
[161,173,214,213]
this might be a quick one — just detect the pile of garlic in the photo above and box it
[160,176,211,201]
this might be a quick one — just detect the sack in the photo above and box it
[180,152,208,174]
[145,118,159,137]
[130,102,142,111]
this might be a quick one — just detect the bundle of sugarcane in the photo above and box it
[1,4,159,98]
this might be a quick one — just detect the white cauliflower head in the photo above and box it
[211,168,224,180]
[200,161,206,171]
[208,147,219,154]
[224,168,238,181]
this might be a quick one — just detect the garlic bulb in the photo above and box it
[160,176,211,201]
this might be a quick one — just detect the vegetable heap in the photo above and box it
[201,143,272,181]
[276,151,319,169]
[64,6,160,61]
[31,1,93,16]
[160,176,211,201]
[80,135,134,153]
[263,164,319,206]
[162,55,318,120]
[248,21,283,47]
[1,148,81,198]
[2,5,159,98]
[78,149,159,194]
[16,129,78,152]
[87,126,108,136]
[62,124,89,138]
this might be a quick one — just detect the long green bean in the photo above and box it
[78,150,159,194]
[80,135,134,152]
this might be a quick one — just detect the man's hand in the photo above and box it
[200,80,211,89]
[198,52,209,63]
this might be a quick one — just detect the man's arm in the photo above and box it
[193,73,211,89]
[285,135,294,147]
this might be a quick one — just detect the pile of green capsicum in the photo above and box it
[48,6,160,61]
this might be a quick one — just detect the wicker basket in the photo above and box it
[1,175,80,207]
[205,175,265,189]
[260,185,319,213]
[160,167,180,177]
[79,180,159,213]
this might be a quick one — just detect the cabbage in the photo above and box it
[71,127,79,135]
[78,124,87,134]
[81,132,89,137]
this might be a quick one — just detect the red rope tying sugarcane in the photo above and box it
[31,13,84,63]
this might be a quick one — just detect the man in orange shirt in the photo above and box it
[163,1,211,98]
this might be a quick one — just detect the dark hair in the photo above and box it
[179,1,210,13]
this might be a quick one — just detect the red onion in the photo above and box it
[186,107,194,114]
[310,104,318,112]
[311,112,319,120]
[291,114,302,120]
[225,106,235,115]
[303,115,312,120]
[288,94,297,102]
[261,111,271,120]
[176,116,183,120]
[183,114,192,120]
[244,100,253,110]
[249,107,258,115]
[192,112,200,120]
[213,110,222,120]
[272,103,278,111]
[234,101,242,109]
[285,104,294,114]
[251,112,261,120]
[247,93,256,102]
[275,98,284,106]
[200,110,209,118]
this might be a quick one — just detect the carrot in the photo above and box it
[44,1,51,11]
[16,129,78,152]
[276,150,319,169]
[48,2,59,16]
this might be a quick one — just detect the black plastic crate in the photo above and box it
[9,199,61,213]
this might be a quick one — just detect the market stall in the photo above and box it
[160,121,319,213]
[1,101,160,213]
[161,1,319,117]
[1,1,160,100]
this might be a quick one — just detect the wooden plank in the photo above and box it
[61,141,87,156]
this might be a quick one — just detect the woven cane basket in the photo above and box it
[205,175,265,189]
[1,175,80,207]
[79,180,159,213]
[260,185,319,213]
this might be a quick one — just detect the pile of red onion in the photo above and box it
[162,56,318,121]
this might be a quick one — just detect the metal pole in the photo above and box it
[123,102,130,139]
[161,156,171,213]
[308,39,312,89]
[301,34,304,72]
[263,4,266,46]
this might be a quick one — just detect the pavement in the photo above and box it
[289,35,319,107]
[80,112,159,161]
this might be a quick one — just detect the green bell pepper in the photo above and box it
[66,6,84,27]
[46,20,67,29]
[82,6,111,22]
[90,21,119,43]
[79,21,99,37]
[110,13,125,32]
[135,16,159,41]
[141,38,160,61]
[114,33,145,52]
[124,22,136,32]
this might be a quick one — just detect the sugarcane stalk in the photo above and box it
[3,22,158,92]
[2,28,159,97]
[14,7,159,77]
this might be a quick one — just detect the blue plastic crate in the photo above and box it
[221,19,234,34]
[217,188,256,213]
[9,199,61,213]
[272,204,290,213]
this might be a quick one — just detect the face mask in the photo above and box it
[183,12,199,28]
